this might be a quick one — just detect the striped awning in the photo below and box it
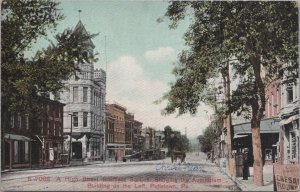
[4,133,32,141]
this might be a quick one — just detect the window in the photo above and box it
[53,123,56,136]
[91,88,94,105]
[94,114,97,129]
[41,121,44,134]
[18,113,21,128]
[290,132,297,161]
[73,87,78,102]
[83,87,88,102]
[287,84,293,103]
[83,112,88,127]
[91,112,94,128]
[271,94,274,117]
[11,112,15,128]
[73,112,78,127]
[25,115,29,130]
[265,149,272,160]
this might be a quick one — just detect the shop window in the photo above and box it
[290,132,297,161]
[265,149,272,160]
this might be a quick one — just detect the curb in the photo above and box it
[1,160,168,173]
[218,166,243,191]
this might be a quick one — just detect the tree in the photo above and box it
[163,126,190,155]
[1,0,98,118]
[160,1,298,186]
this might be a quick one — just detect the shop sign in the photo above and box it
[274,164,299,191]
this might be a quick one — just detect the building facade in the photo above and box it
[132,120,143,153]
[59,20,106,161]
[105,103,127,161]
[125,112,134,154]
[279,78,299,164]
[1,99,65,170]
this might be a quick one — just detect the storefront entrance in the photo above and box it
[72,142,82,159]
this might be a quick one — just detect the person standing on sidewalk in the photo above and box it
[243,153,249,180]
[115,153,118,162]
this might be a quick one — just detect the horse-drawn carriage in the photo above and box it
[171,150,186,163]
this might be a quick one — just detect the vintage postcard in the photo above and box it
[1,0,299,191]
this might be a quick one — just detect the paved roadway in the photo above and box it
[1,152,240,191]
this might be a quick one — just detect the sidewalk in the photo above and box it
[234,165,274,191]
[1,158,171,173]
[1,159,113,173]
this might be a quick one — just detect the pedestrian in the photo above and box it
[115,153,118,162]
[101,154,105,163]
[182,152,186,163]
[242,153,249,180]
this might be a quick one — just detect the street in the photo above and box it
[1,152,240,191]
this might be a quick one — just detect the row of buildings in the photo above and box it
[214,70,299,178]
[1,20,165,170]
[106,103,165,161]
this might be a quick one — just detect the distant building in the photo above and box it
[105,103,127,161]
[265,80,281,119]
[125,112,134,153]
[132,120,143,153]
[142,127,156,150]
[59,20,106,161]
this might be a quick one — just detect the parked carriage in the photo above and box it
[171,150,186,163]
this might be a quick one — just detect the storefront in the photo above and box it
[233,117,280,166]
[279,113,299,164]
[3,134,32,170]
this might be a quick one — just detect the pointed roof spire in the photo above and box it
[74,19,95,49]
[78,9,82,20]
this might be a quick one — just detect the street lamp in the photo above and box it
[68,114,73,162]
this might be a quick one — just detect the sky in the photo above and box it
[26,0,214,139]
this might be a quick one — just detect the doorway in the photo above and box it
[72,142,82,159]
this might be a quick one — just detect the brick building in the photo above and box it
[105,103,127,161]
[125,113,134,154]
[132,120,143,153]
[1,99,64,170]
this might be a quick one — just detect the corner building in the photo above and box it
[59,20,106,161]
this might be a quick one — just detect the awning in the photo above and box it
[233,134,249,139]
[280,114,299,126]
[107,143,127,147]
[233,117,280,134]
[4,134,32,141]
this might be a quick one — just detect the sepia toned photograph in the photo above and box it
[1,0,299,191]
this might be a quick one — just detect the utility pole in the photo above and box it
[211,92,218,163]
[69,114,73,163]
[223,61,234,177]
